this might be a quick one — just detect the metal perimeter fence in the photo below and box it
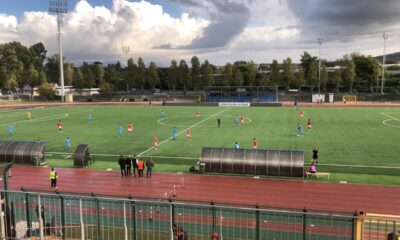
[0,190,398,240]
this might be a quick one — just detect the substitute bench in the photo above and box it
[305,172,331,179]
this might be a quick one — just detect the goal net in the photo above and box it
[342,95,357,103]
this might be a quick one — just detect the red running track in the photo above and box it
[3,166,400,215]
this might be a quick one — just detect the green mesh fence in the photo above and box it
[2,190,356,240]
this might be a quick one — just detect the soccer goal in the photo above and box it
[342,95,357,103]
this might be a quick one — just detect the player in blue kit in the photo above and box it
[172,127,177,140]
[118,125,123,138]
[88,113,92,123]
[297,123,303,137]
[64,136,71,151]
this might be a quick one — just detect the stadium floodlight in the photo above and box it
[49,0,68,102]
[122,45,130,92]
[317,38,323,93]
[381,33,388,95]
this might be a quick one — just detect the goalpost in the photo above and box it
[342,95,357,104]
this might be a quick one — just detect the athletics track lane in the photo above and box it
[4,166,400,215]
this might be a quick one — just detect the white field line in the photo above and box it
[48,151,199,159]
[319,163,400,169]
[0,107,45,119]
[380,112,400,129]
[137,107,231,157]
[46,151,400,169]
[0,109,93,126]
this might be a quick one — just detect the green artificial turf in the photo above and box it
[2,105,400,185]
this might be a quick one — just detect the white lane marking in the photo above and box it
[380,112,400,129]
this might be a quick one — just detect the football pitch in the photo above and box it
[1,105,400,185]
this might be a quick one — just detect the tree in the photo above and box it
[26,63,39,88]
[64,63,74,86]
[294,66,305,89]
[191,56,201,91]
[300,51,318,85]
[352,54,381,92]
[125,58,137,91]
[147,61,160,89]
[38,82,55,100]
[246,61,257,86]
[282,58,294,89]
[320,65,328,91]
[93,63,104,87]
[232,65,244,86]
[45,54,60,83]
[80,62,95,88]
[270,60,280,86]
[341,56,356,92]
[308,61,318,90]
[73,68,84,89]
[223,63,233,86]
[201,59,214,87]
[168,59,179,91]
[135,57,146,90]
[178,60,191,93]
[333,69,342,92]
[29,42,47,71]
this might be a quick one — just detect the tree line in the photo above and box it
[0,41,397,96]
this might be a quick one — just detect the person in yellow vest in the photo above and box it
[50,167,58,189]
[26,111,32,120]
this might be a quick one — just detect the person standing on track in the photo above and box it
[312,147,319,164]
[57,120,63,133]
[118,155,126,177]
[137,159,145,178]
[125,156,132,176]
[49,167,58,189]
[146,158,155,178]
[132,155,138,177]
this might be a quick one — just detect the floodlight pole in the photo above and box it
[122,45,130,92]
[49,0,68,102]
[317,38,323,93]
[381,33,388,95]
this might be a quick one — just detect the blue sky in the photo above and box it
[0,0,399,65]
[0,0,181,18]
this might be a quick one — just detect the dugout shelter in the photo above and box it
[200,147,304,178]
[74,144,91,167]
[0,141,45,165]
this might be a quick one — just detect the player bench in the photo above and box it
[305,172,331,179]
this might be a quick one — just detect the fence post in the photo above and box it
[129,195,136,240]
[211,201,216,231]
[355,211,364,240]
[79,199,85,240]
[302,208,307,240]
[59,194,66,239]
[25,192,32,237]
[92,193,101,240]
[169,198,175,240]
[255,204,260,240]
[123,202,128,240]
[38,195,44,240]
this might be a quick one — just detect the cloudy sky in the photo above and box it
[1,0,399,66]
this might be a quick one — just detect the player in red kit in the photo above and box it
[186,128,191,140]
[307,119,312,132]
[300,111,304,118]
[240,115,244,124]
[252,138,257,149]
[195,112,200,117]
[153,136,159,150]
[127,123,133,134]
[57,120,63,133]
